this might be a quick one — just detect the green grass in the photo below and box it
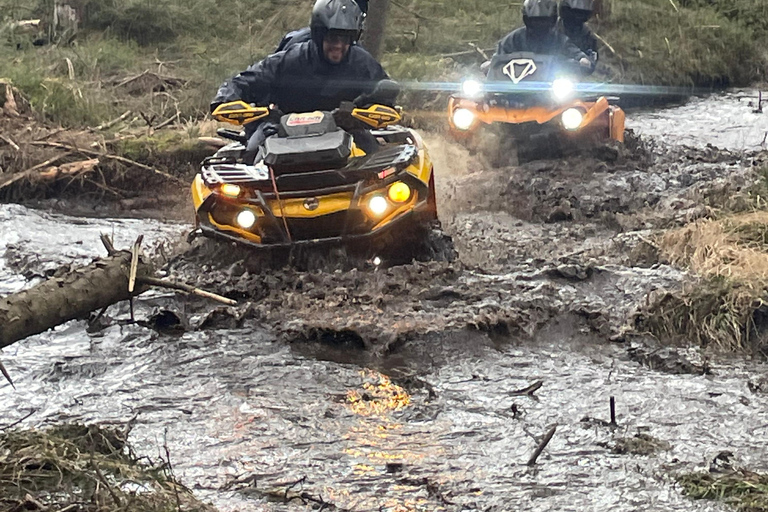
[595,0,766,87]
[1,0,767,127]
[678,470,768,511]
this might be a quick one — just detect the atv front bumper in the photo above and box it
[193,171,432,250]
[448,95,625,143]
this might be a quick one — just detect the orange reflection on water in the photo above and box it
[346,370,411,417]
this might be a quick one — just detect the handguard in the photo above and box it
[211,101,271,126]
[350,104,401,129]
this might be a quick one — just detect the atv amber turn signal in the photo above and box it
[368,195,389,217]
[220,184,242,197]
[452,108,475,131]
[561,108,584,131]
[388,182,411,203]
[236,210,257,229]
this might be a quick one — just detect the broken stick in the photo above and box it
[138,276,237,306]
[527,425,557,466]
[128,235,143,293]
[29,140,185,185]
[509,380,544,396]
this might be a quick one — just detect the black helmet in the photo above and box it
[310,0,365,47]
[560,0,593,25]
[522,0,558,33]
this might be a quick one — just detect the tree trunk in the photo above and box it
[361,0,390,59]
[0,252,152,349]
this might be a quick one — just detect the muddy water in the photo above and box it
[627,89,768,151]
[3,92,768,512]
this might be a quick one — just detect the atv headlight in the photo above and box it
[236,209,257,229]
[220,184,242,197]
[387,182,411,203]
[452,108,475,131]
[561,108,583,131]
[368,195,389,217]
[552,78,575,101]
[461,79,484,98]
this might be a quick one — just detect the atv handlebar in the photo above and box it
[211,100,402,130]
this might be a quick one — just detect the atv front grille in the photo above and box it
[259,210,367,242]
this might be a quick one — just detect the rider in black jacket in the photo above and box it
[558,0,599,61]
[495,0,594,74]
[211,0,390,159]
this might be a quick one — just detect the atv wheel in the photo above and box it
[369,218,456,266]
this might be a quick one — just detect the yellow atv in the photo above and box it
[448,52,625,162]
[191,82,449,264]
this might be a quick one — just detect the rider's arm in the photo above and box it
[210,53,283,112]
[558,32,594,74]
[496,29,524,55]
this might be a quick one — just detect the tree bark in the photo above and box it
[361,0,390,59]
[0,252,152,349]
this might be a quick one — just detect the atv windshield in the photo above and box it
[484,52,583,101]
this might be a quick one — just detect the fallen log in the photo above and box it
[0,250,153,350]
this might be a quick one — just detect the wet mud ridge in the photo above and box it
[156,133,768,374]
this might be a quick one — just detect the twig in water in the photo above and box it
[138,276,237,306]
[99,232,117,256]
[128,235,143,293]
[610,396,617,426]
[0,359,15,389]
[0,409,36,430]
[527,424,557,465]
[509,379,543,396]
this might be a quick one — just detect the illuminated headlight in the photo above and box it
[452,108,475,131]
[561,108,583,131]
[235,209,256,229]
[368,195,389,217]
[387,182,411,203]
[220,183,242,197]
[552,78,575,101]
[461,79,483,98]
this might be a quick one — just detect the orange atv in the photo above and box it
[448,52,625,162]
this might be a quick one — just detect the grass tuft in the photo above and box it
[0,423,215,512]
[678,470,768,511]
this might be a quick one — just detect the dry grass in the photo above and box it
[662,211,768,284]
[0,423,216,512]
[637,205,768,353]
